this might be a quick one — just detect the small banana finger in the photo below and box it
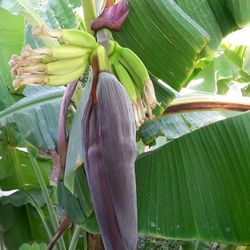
[17,56,89,76]
[22,44,91,60]
[46,62,88,86]
[33,26,98,49]
[112,62,137,101]
[118,47,150,94]
[117,55,144,94]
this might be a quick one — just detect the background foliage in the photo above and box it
[1,0,250,249]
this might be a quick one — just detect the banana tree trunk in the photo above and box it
[87,233,104,250]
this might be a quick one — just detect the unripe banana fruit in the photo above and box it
[18,56,88,75]
[107,40,159,126]
[22,44,90,60]
[46,63,88,86]
[32,26,98,49]
[9,27,98,88]
[112,62,137,101]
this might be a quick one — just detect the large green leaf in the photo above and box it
[44,0,79,29]
[0,203,48,250]
[207,0,237,36]
[0,147,51,191]
[114,0,209,90]
[152,77,177,117]
[58,168,93,224]
[187,34,250,94]
[0,203,32,250]
[139,110,239,145]
[188,54,241,93]
[0,87,64,151]
[81,111,250,244]
[1,189,48,208]
[183,241,250,250]
[175,0,223,53]
[136,111,250,244]
[19,242,47,250]
[0,8,24,107]
[226,0,250,28]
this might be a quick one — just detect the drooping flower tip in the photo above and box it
[32,26,48,37]
[130,80,159,127]
[12,79,21,89]
[21,45,51,59]
[144,79,159,109]
[32,26,62,39]
[132,98,150,127]
[9,49,48,89]
[13,74,46,89]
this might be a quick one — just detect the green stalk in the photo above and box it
[23,191,53,240]
[81,0,96,34]
[96,28,114,45]
[68,225,82,250]
[27,148,66,250]
[0,227,4,250]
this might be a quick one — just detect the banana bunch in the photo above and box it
[9,27,98,89]
[107,40,158,126]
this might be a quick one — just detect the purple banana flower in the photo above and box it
[82,71,137,249]
[91,0,129,32]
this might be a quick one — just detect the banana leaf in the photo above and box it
[19,242,47,250]
[82,111,250,245]
[0,147,51,191]
[226,0,250,28]
[0,87,64,151]
[175,0,222,53]
[207,0,237,36]
[0,8,24,106]
[114,0,209,90]
[0,203,49,250]
[136,111,250,244]
[139,109,240,145]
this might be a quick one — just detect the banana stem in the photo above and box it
[68,225,82,250]
[81,0,96,34]
[96,28,113,45]
[27,148,66,250]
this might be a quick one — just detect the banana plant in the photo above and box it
[1,0,250,249]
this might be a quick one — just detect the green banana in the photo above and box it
[58,29,97,49]
[33,27,98,49]
[15,61,87,87]
[112,61,138,101]
[118,47,149,94]
[46,56,88,75]
[40,57,55,64]
[49,44,91,59]
[46,64,88,86]
[106,40,117,57]
[22,44,90,60]
[18,56,88,75]
[91,44,111,72]
[117,55,145,94]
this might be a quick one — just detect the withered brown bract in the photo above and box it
[82,72,137,250]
